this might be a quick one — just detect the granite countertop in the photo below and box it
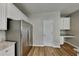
[0,41,16,50]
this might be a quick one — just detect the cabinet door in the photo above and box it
[2,45,15,56]
[0,51,4,56]
[7,4,21,20]
[60,36,64,45]
[60,17,70,30]
[63,18,70,29]
[0,4,7,30]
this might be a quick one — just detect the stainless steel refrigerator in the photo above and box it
[6,18,33,56]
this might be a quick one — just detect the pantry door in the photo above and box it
[43,20,54,46]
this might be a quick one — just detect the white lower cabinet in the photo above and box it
[0,42,15,56]
[60,36,64,45]
[3,45,15,56]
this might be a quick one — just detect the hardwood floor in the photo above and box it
[27,43,77,56]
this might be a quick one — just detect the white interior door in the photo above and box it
[43,20,53,46]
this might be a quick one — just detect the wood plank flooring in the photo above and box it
[27,43,77,56]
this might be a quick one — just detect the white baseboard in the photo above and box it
[33,44,60,48]
[53,45,60,48]
[33,44,44,47]
[65,41,79,49]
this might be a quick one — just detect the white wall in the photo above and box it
[29,11,61,47]
[29,17,43,46]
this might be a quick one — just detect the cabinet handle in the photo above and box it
[5,50,8,52]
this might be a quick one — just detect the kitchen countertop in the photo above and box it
[60,34,74,38]
[0,41,16,50]
[60,34,74,36]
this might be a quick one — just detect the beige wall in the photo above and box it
[66,11,79,47]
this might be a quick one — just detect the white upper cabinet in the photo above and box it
[60,17,70,30]
[7,4,22,20]
[7,4,28,21]
[0,3,28,30]
[0,4,7,30]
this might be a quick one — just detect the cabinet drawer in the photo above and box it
[3,45,15,56]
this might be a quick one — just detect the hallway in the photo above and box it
[27,43,77,56]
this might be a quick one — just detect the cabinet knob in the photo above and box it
[5,50,8,52]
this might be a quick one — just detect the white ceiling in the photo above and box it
[14,3,79,16]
